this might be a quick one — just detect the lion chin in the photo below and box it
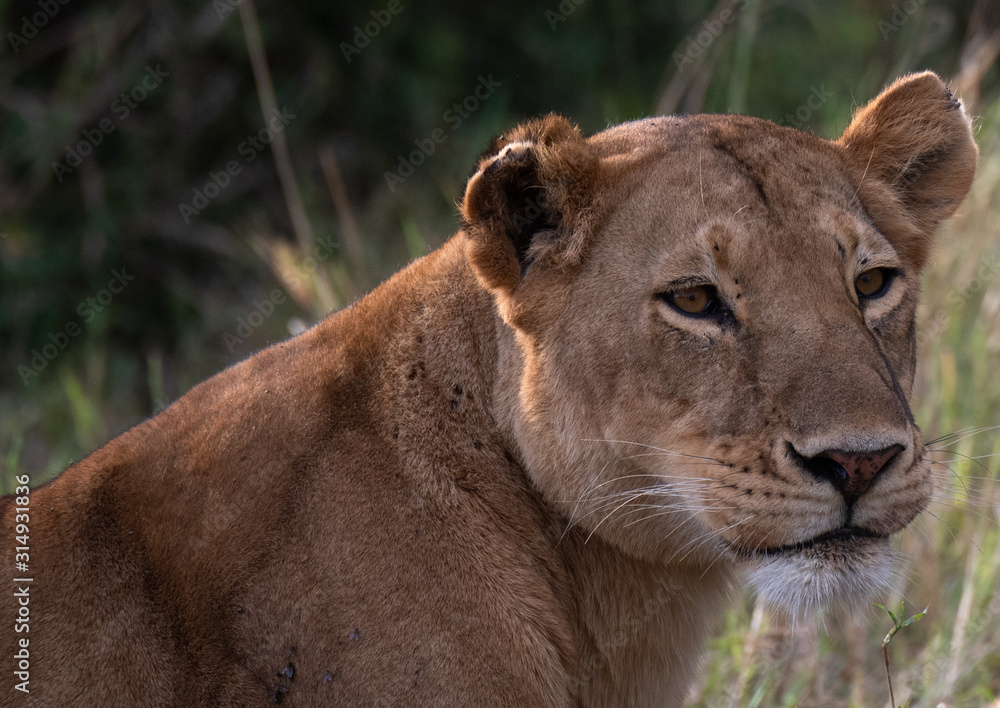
[745,533,902,617]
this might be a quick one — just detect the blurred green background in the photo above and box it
[2,0,999,705]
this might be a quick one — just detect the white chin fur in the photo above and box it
[746,536,902,618]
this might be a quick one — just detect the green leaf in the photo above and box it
[874,603,898,625]
[898,607,929,629]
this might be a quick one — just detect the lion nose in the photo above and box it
[802,445,904,503]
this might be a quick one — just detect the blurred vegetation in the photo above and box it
[1,0,999,705]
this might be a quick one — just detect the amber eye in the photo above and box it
[666,285,716,315]
[855,268,893,298]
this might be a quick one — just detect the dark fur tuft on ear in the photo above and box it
[460,114,598,297]
[838,71,977,267]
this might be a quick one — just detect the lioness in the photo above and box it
[2,72,977,706]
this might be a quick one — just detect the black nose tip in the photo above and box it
[798,444,904,503]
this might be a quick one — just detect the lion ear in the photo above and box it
[837,71,977,268]
[460,114,598,297]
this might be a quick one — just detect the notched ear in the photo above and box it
[838,71,978,267]
[460,114,598,297]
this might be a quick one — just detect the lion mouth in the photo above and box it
[731,526,885,559]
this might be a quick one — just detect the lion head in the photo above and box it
[460,72,977,614]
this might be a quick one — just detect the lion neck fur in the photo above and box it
[386,235,734,704]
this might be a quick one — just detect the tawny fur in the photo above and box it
[2,72,977,707]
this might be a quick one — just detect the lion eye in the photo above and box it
[855,268,893,298]
[666,285,716,316]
